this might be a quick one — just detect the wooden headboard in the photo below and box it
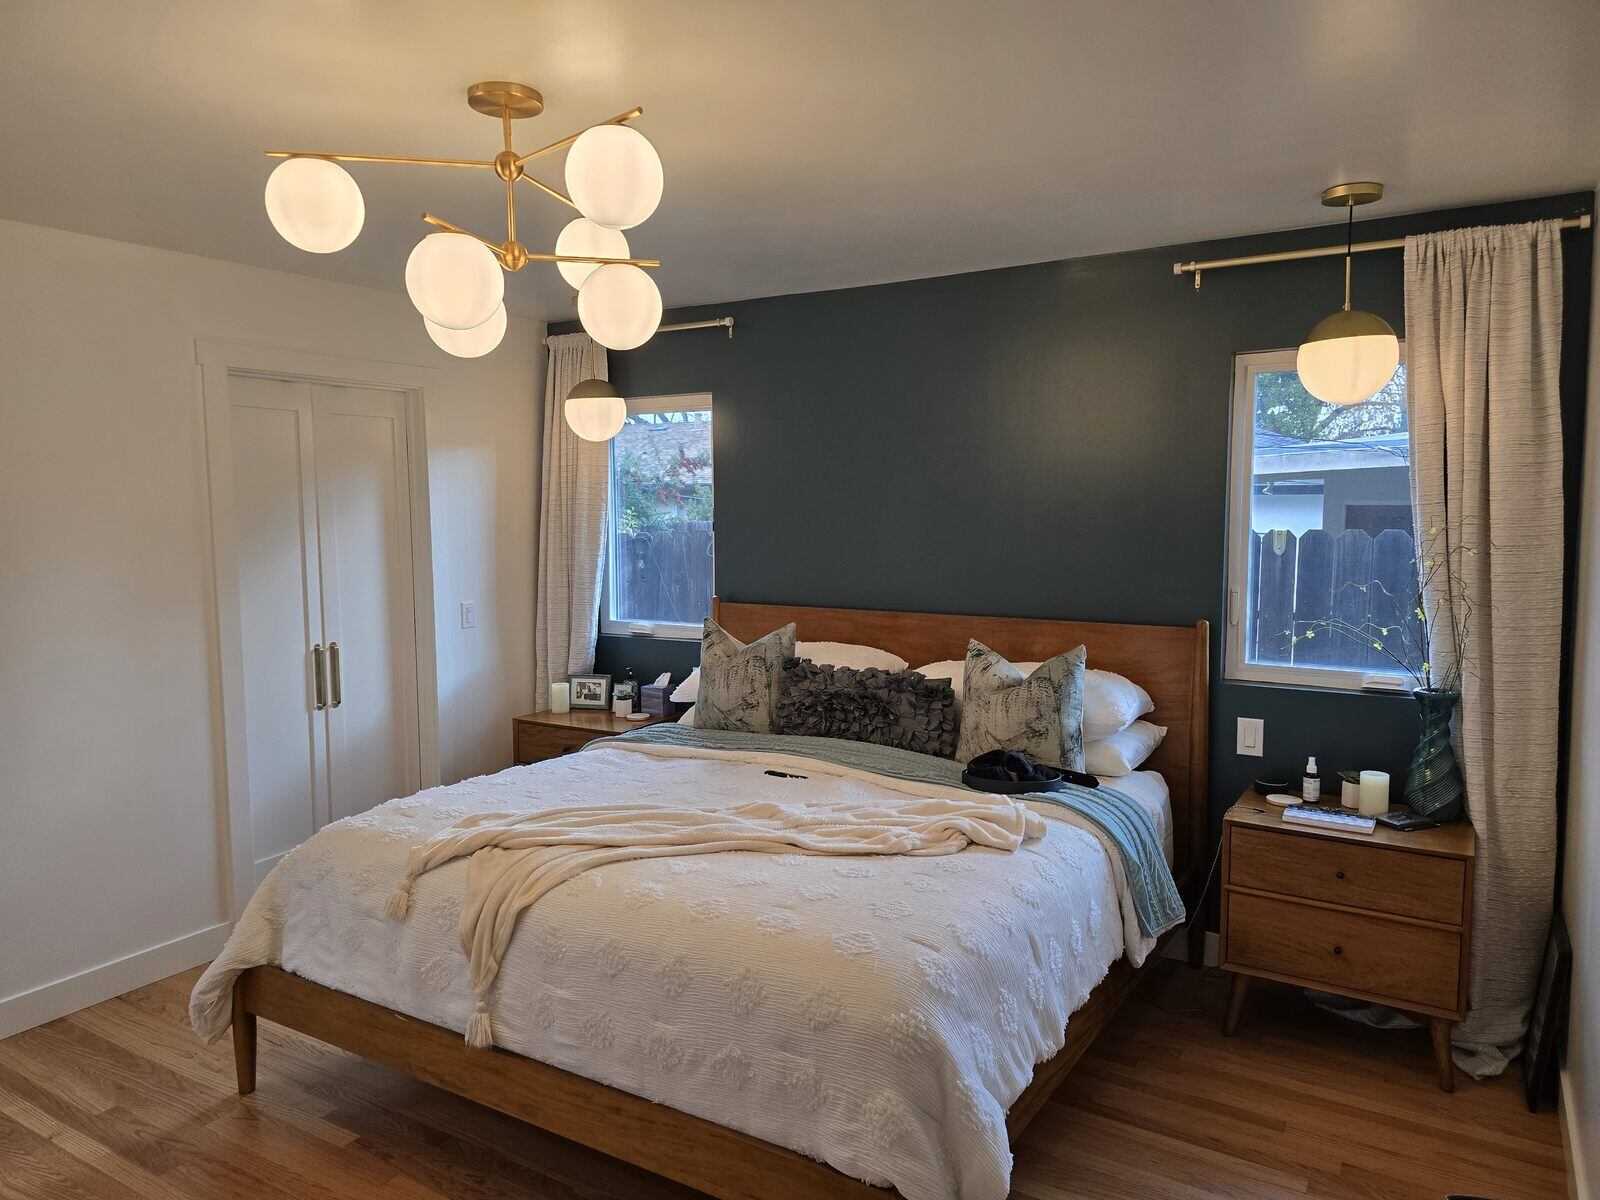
[713,597,1211,887]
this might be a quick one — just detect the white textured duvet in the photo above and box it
[193,740,1158,1200]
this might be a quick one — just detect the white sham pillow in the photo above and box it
[673,644,906,705]
[795,641,909,672]
[914,660,1152,740]
[1085,720,1166,777]
[677,704,697,725]
[670,668,700,703]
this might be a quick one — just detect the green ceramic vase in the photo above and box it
[1404,687,1464,822]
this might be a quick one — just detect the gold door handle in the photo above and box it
[329,641,342,709]
[312,644,327,711]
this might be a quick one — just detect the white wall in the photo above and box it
[0,218,543,1034]
[1563,196,1600,1198]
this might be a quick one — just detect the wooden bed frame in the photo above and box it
[230,599,1210,1200]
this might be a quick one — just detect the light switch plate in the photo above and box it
[460,601,477,630]
[1236,716,1264,757]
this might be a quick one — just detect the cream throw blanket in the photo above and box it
[386,794,1046,1047]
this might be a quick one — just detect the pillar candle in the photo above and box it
[550,682,570,714]
[1358,770,1390,816]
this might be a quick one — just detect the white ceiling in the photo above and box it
[2,1,1597,321]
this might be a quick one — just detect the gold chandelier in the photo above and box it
[263,81,666,359]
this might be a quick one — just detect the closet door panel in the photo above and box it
[312,385,421,820]
[227,375,327,879]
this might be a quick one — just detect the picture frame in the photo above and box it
[567,672,612,710]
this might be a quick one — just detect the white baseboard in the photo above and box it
[1562,1065,1592,1200]
[1162,927,1220,967]
[0,922,230,1041]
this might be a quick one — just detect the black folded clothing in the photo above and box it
[961,749,1066,794]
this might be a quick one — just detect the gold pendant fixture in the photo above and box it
[1295,182,1400,406]
[263,81,667,358]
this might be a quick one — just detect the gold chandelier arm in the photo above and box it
[513,106,643,166]
[530,251,661,269]
[420,213,512,264]
[518,173,578,210]
[266,150,496,170]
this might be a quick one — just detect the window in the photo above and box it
[600,393,713,639]
[1225,350,1423,691]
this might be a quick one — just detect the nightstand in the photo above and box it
[1218,791,1475,1091]
[512,709,667,765]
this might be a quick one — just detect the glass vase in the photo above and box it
[1404,687,1464,822]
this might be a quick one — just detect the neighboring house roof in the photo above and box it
[1253,429,1410,475]
[613,416,713,477]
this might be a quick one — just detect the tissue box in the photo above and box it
[641,683,676,717]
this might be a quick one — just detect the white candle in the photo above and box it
[550,682,570,714]
[1359,770,1390,816]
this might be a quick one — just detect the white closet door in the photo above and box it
[311,384,421,821]
[228,375,328,882]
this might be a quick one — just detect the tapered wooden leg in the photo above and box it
[1222,973,1249,1036]
[1429,1017,1455,1092]
[232,982,257,1096]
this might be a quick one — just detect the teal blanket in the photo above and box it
[586,724,1184,937]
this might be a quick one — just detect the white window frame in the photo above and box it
[1224,348,1411,693]
[599,391,714,640]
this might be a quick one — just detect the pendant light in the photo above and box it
[1296,183,1400,406]
[565,339,627,442]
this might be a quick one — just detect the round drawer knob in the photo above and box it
[1335,870,1346,880]
[1332,945,1344,956]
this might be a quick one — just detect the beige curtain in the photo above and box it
[1404,221,1564,1077]
[534,333,610,709]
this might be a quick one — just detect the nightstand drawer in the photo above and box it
[515,724,593,763]
[1229,826,1466,924]
[1225,892,1462,1013]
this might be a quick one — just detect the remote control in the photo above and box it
[1282,806,1376,835]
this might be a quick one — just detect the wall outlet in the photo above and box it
[1236,716,1264,757]
[459,601,477,630]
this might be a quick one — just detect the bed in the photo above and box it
[193,599,1209,1200]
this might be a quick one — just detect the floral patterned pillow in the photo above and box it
[695,619,797,734]
[954,639,1087,770]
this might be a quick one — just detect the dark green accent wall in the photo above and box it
[561,191,1593,914]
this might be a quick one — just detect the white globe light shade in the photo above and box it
[565,124,664,231]
[565,378,627,441]
[405,233,505,331]
[578,264,662,351]
[1296,309,1401,405]
[264,157,365,253]
[424,303,506,358]
[554,218,630,290]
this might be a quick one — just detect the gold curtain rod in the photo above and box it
[543,317,734,345]
[1173,213,1591,288]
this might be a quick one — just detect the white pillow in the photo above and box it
[1085,721,1166,777]
[913,660,1151,738]
[795,641,908,672]
[677,704,697,725]
[1082,668,1154,740]
[670,668,700,703]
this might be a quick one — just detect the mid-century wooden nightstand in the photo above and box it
[512,709,667,765]
[1218,791,1476,1091]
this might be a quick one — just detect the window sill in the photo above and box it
[599,622,703,642]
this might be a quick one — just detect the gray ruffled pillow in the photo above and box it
[954,639,1086,770]
[696,619,796,733]
[774,659,958,758]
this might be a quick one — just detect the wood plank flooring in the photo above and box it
[0,961,1566,1199]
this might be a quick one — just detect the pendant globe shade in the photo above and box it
[555,218,630,290]
[565,377,627,442]
[565,124,664,231]
[1296,309,1400,406]
[264,157,365,253]
[424,302,507,358]
[578,263,662,351]
[405,232,505,331]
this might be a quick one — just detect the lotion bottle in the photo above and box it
[1301,756,1320,804]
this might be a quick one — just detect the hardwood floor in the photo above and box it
[0,961,1566,1200]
